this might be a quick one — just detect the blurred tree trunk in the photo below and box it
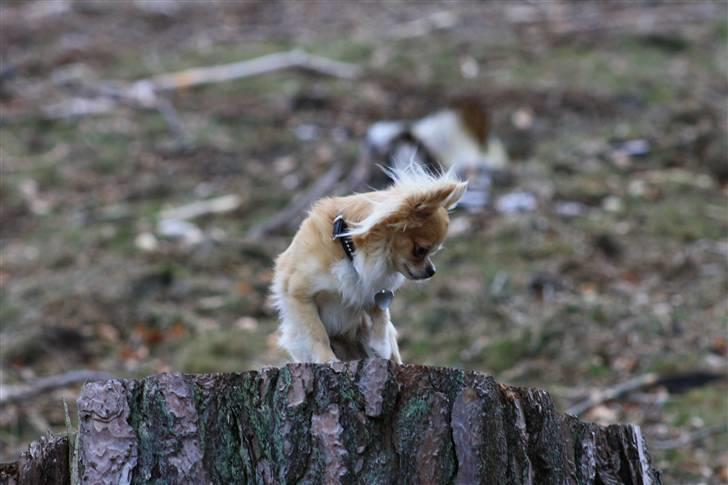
[5,359,661,484]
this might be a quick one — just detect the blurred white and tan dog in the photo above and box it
[271,166,467,363]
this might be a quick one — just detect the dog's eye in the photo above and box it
[413,245,428,259]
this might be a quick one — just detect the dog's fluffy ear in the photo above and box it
[412,180,467,213]
[386,181,467,230]
[442,181,468,210]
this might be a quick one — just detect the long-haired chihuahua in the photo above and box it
[271,165,467,363]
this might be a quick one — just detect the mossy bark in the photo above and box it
[4,360,662,484]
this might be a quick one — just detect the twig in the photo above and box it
[567,373,659,417]
[43,81,192,147]
[0,370,113,407]
[651,424,727,450]
[146,49,361,91]
[159,194,242,221]
[43,97,118,119]
[246,164,345,239]
[153,96,190,148]
[38,49,361,144]
[345,149,375,193]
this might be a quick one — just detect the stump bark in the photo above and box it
[3,360,662,484]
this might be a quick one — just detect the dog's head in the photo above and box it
[351,167,467,280]
[386,180,466,279]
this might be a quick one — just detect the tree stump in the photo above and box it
[0,435,69,485]
[3,360,662,484]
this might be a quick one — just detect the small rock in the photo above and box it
[612,138,651,157]
[235,317,259,332]
[496,191,537,214]
[618,139,651,157]
[158,219,203,245]
[135,232,158,252]
[293,124,319,142]
[460,55,479,79]
[554,201,587,218]
[511,108,534,130]
[602,196,624,213]
[689,416,705,429]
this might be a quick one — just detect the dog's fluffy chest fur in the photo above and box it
[313,256,404,336]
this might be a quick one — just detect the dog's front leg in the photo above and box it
[278,294,338,363]
[363,307,403,364]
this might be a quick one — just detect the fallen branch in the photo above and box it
[159,194,242,221]
[42,83,192,148]
[651,424,727,450]
[567,371,726,417]
[246,163,345,239]
[567,373,659,417]
[345,148,376,193]
[39,49,361,145]
[43,97,118,119]
[146,49,361,92]
[0,369,113,407]
[153,95,190,148]
[48,50,360,117]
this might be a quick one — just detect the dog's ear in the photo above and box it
[442,181,468,210]
[411,181,468,214]
[385,181,467,230]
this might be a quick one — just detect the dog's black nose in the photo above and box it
[425,265,436,278]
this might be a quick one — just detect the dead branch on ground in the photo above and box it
[651,424,727,450]
[567,373,659,416]
[0,369,113,408]
[39,49,361,146]
[147,49,361,91]
[246,163,345,239]
[159,194,243,221]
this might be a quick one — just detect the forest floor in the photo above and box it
[1,1,727,482]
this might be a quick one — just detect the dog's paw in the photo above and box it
[311,347,339,364]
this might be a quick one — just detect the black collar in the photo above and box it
[332,215,355,261]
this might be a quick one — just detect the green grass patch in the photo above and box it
[637,196,726,242]
[305,38,373,63]
[664,385,728,428]
[172,328,268,373]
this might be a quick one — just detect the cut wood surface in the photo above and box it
[3,360,662,484]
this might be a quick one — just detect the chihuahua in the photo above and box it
[271,165,467,363]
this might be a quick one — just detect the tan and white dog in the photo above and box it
[271,166,467,363]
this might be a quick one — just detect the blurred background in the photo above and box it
[1,1,726,482]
